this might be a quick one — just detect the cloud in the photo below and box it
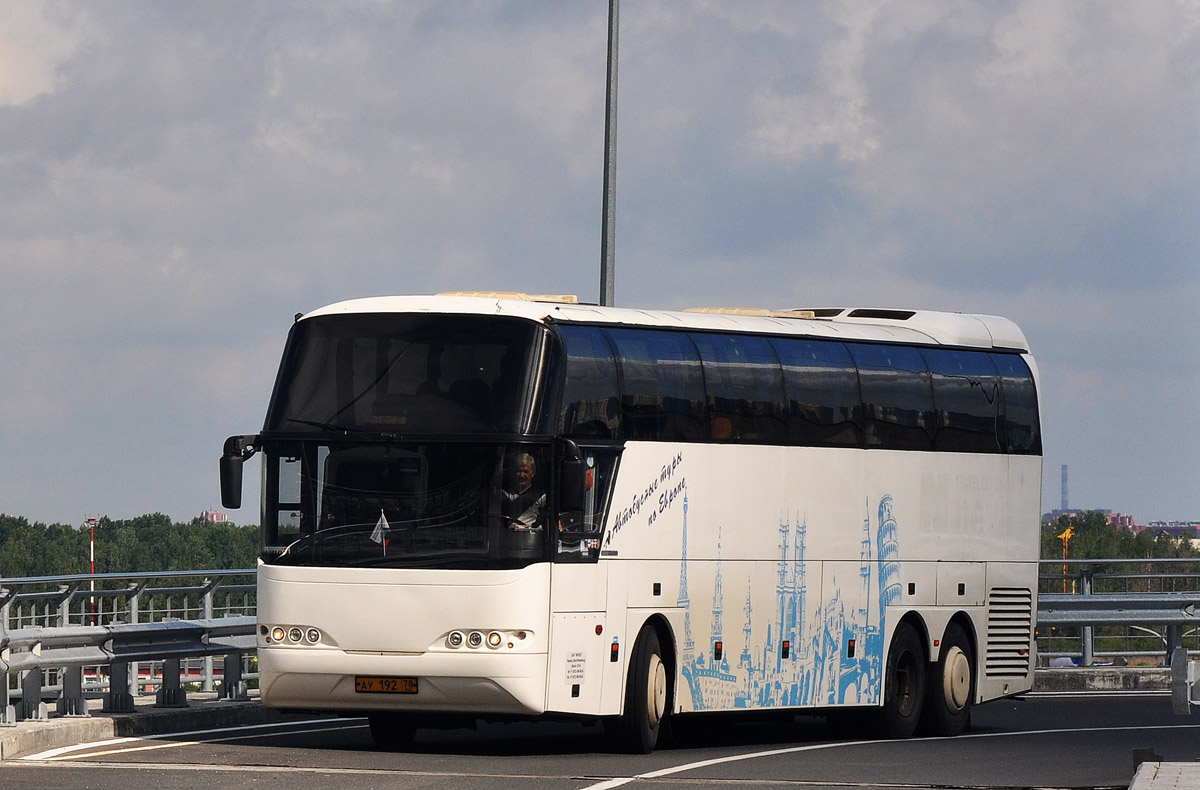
[0,1,1196,524]
[0,0,84,106]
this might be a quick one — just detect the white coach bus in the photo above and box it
[220,292,1042,753]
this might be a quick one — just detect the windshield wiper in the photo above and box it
[352,555,493,570]
[286,418,368,434]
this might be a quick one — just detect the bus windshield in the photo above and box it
[264,313,548,435]
[263,441,550,569]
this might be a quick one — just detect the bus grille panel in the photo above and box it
[986,587,1034,677]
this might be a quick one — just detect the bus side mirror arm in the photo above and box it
[220,435,259,510]
[558,439,587,513]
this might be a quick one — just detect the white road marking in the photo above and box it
[578,722,1200,790]
[19,718,358,762]
[18,711,1200,789]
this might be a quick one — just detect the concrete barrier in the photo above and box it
[1034,667,1172,693]
[0,692,288,761]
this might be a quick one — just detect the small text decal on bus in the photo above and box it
[608,452,686,545]
[648,453,686,527]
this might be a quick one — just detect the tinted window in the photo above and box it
[265,314,544,434]
[606,328,707,441]
[991,353,1042,454]
[921,348,1001,453]
[691,333,786,443]
[847,343,934,450]
[772,338,862,447]
[558,326,622,439]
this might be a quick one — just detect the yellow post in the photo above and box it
[1057,526,1074,593]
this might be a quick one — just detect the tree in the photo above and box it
[1,513,259,578]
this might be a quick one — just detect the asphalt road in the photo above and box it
[4,692,1199,789]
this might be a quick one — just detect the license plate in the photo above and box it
[354,676,418,694]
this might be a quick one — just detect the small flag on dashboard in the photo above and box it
[370,510,391,554]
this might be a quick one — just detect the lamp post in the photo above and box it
[84,517,99,624]
[599,0,619,306]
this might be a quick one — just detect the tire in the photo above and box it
[920,622,974,736]
[878,622,926,739]
[607,626,669,753]
[367,712,417,749]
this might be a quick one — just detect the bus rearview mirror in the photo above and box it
[559,457,586,512]
[558,440,586,513]
[220,435,258,510]
[220,454,243,509]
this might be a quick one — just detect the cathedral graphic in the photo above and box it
[677,494,901,711]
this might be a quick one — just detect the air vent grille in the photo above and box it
[986,587,1033,677]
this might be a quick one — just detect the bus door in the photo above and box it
[547,444,622,715]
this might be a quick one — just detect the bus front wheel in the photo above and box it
[607,626,669,753]
[879,622,925,739]
[921,622,974,736]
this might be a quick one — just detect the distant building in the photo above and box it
[1042,509,1198,536]
[1043,508,1117,523]
[201,509,228,523]
[1108,512,1136,530]
[1144,521,1200,538]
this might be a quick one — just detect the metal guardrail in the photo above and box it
[1,569,257,726]
[1037,559,1200,714]
[1,617,256,723]
[1038,593,1200,625]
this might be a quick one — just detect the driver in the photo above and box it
[501,452,546,529]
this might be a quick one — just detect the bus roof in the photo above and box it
[301,293,1031,353]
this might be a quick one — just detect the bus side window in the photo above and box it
[991,353,1042,455]
[558,325,622,439]
[772,338,862,447]
[556,448,619,562]
[691,332,786,443]
[606,328,707,442]
[265,450,304,551]
[847,343,935,451]
[921,348,1002,453]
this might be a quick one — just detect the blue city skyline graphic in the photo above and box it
[677,494,901,711]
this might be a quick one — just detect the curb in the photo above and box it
[0,694,287,761]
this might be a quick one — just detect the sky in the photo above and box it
[1,0,1197,528]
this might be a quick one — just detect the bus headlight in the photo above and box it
[263,624,328,646]
[438,628,531,651]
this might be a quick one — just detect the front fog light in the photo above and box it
[270,627,286,643]
[467,631,484,648]
[447,630,465,649]
[487,631,503,648]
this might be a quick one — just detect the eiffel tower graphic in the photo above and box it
[676,495,703,708]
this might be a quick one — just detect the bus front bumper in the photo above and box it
[258,646,549,716]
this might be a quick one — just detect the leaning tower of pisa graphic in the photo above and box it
[876,494,901,609]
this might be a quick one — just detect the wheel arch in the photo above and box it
[632,613,677,713]
[894,611,932,663]
[946,612,979,660]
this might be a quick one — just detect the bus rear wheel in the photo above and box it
[606,626,669,754]
[368,712,417,749]
[879,622,925,739]
[920,622,974,736]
